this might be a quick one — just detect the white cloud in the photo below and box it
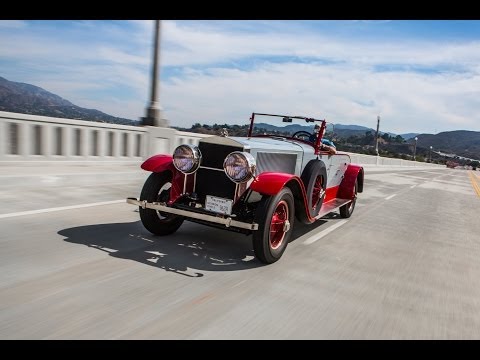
[161,21,480,70]
[0,20,27,29]
[1,20,480,133]
[161,61,480,133]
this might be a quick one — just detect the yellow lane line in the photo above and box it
[469,171,480,198]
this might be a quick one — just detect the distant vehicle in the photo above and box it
[127,112,364,264]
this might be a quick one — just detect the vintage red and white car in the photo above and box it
[127,112,364,264]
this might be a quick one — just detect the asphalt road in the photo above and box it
[1,165,480,339]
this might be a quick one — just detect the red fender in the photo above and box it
[337,164,364,200]
[250,172,300,195]
[250,172,316,224]
[140,154,192,205]
[141,154,175,173]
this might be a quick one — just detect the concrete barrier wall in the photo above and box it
[347,152,443,168]
[0,111,442,168]
[0,111,148,162]
[0,111,213,163]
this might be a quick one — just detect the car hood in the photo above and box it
[199,136,312,176]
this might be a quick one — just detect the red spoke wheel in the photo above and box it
[301,160,327,218]
[253,187,295,264]
[340,180,358,218]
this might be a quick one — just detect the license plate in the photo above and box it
[205,195,233,215]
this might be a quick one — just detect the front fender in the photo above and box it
[250,172,315,224]
[250,172,301,195]
[141,155,191,204]
[337,164,364,200]
[141,154,175,173]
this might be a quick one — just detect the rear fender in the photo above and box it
[337,164,364,200]
[250,172,315,224]
[141,154,192,204]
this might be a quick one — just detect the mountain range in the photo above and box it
[256,122,416,140]
[0,76,138,125]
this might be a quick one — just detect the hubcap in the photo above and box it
[270,200,289,250]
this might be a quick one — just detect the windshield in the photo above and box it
[248,112,330,141]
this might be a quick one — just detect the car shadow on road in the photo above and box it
[290,217,331,240]
[58,220,262,278]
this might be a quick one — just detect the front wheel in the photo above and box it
[253,187,295,264]
[339,180,358,218]
[139,172,184,235]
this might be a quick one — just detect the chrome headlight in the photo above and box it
[224,151,256,183]
[173,145,202,174]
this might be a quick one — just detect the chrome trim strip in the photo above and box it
[199,166,224,172]
[193,171,197,193]
[126,198,259,231]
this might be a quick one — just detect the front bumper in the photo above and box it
[126,198,259,231]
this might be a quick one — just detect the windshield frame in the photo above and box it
[247,112,328,155]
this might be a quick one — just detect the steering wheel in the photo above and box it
[292,131,312,141]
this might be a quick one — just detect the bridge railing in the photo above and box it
[0,111,150,162]
[346,153,442,167]
[0,111,442,168]
[0,111,214,162]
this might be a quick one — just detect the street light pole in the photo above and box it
[413,137,418,161]
[143,20,168,127]
[374,115,380,156]
[429,146,433,162]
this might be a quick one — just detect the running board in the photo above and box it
[315,199,352,220]
[126,198,259,231]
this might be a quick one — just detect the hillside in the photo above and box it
[415,131,480,160]
[0,76,138,125]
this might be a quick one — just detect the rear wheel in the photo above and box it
[301,160,327,218]
[139,172,184,235]
[340,180,358,218]
[253,187,295,264]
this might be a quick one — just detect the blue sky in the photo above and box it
[1,20,480,134]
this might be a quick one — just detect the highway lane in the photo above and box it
[0,163,148,215]
[1,168,480,339]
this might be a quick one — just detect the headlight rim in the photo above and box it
[223,151,256,184]
[172,144,202,174]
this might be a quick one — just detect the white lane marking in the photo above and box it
[303,220,349,245]
[232,280,247,288]
[0,200,125,219]
[385,194,397,200]
[0,171,142,178]
[410,185,416,189]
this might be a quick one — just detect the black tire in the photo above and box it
[253,187,295,264]
[139,172,184,235]
[340,180,358,218]
[292,130,311,141]
[301,160,327,218]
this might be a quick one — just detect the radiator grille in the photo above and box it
[196,141,243,202]
[195,168,236,202]
[198,142,243,169]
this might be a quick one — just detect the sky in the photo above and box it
[1,20,480,134]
